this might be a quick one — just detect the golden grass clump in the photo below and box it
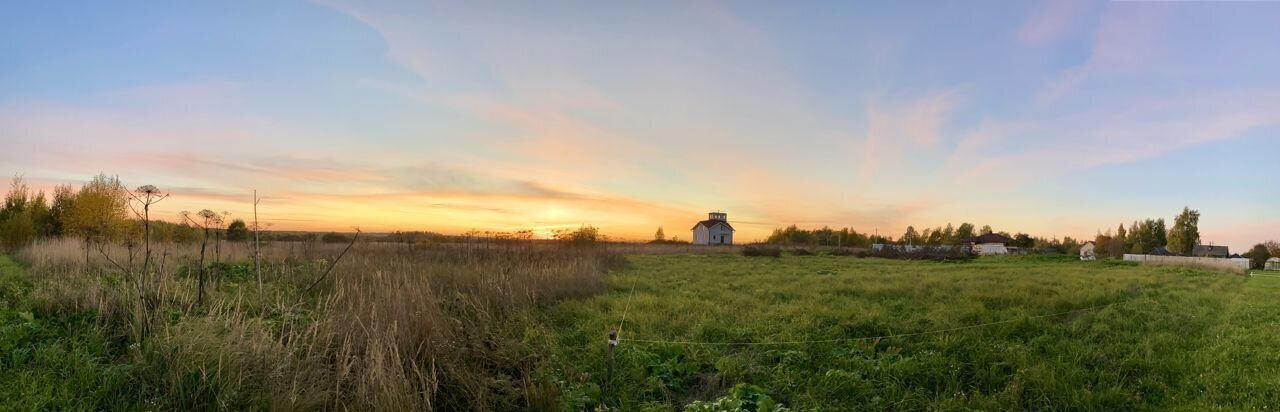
[16,238,619,410]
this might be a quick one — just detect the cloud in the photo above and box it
[1018,0,1088,46]
[859,90,961,183]
[1039,5,1167,103]
[955,91,1280,187]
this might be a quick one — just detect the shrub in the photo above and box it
[1245,244,1271,270]
[790,248,813,256]
[554,225,601,245]
[321,232,352,243]
[742,245,781,258]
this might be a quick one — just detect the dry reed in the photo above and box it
[17,238,619,410]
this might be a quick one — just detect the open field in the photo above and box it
[527,254,1280,410]
[3,244,1280,410]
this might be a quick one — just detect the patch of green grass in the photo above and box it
[528,254,1280,409]
[0,256,159,411]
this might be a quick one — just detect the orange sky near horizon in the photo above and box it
[2,1,1278,251]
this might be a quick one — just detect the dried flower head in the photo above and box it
[135,185,161,195]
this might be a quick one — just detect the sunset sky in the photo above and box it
[2,1,1278,249]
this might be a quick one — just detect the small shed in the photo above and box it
[1267,257,1280,271]
[1079,241,1096,261]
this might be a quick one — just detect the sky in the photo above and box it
[1,1,1278,250]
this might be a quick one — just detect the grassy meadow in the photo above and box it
[3,242,1280,410]
[527,253,1280,410]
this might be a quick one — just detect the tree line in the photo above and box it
[764,222,1083,252]
[0,175,268,253]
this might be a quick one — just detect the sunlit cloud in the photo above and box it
[2,1,1279,249]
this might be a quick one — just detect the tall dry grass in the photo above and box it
[16,238,620,410]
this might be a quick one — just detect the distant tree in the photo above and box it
[941,223,955,244]
[654,226,665,242]
[925,227,943,245]
[1245,243,1271,270]
[1062,236,1082,254]
[1150,218,1167,246]
[954,223,975,241]
[1128,220,1148,254]
[1110,223,1128,257]
[47,184,76,237]
[979,225,993,235]
[0,176,28,219]
[918,228,932,245]
[0,177,37,251]
[1167,207,1200,256]
[1012,233,1034,248]
[1094,232,1113,258]
[901,226,918,245]
[226,219,250,242]
[28,192,52,238]
[66,174,129,261]
[0,212,35,252]
[1266,240,1280,259]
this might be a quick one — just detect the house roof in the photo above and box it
[967,233,1012,244]
[1192,245,1230,256]
[1149,246,1173,256]
[691,220,735,231]
[1268,257,1280,262]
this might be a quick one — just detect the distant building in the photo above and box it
[691,212,734,245]
[1080,241,1096,261]
[966,233,1012,255]
[1192,245,1230,258]
[1266,257,1280,271]
[1148,246,1173,256]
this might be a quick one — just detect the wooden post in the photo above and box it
[606,330,618,395]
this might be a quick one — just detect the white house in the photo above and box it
[967,233,1012,255]
[691,212,734,245]
[1267,257,1280,271]
[1079,241,1096,261]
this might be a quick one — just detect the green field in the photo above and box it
[527,254,1280,410]
[4,250,1280,410]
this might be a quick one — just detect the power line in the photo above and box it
[615,278,638,339]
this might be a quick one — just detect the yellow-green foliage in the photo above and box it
[528,254,1280,410]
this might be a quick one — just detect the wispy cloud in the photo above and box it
[859,90,961,184]
[1039,4,1167,103]
[1018,0,1089,46]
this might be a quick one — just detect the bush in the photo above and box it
[1245,244,1271,270]
[742,245,781,258]
[554,225,601,245]
[321,232,352,243]
[790,248,813,256]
